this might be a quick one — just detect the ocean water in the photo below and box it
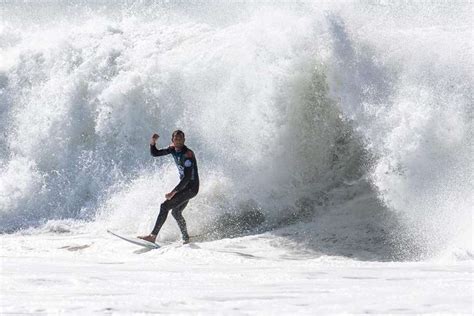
[0,1,472,261]
[1,1,473,314]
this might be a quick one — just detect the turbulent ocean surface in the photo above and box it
[1,1,473,314]
[1,1,472,260]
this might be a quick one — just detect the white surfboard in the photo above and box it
[107,230,160,249]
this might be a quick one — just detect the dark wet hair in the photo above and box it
[171,129,185,140]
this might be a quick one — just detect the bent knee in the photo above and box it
[160,203,172,213]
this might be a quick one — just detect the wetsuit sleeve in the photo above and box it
[172,159,193,193]
[150,144,172,157]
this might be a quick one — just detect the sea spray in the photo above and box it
[0,1,471,260]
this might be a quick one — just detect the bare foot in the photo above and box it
[138,234,157,243]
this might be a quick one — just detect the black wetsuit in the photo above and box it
[150,144,199,240]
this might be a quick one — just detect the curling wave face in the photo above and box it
[0,1,471,260]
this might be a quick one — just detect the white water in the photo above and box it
[1,1,472,314]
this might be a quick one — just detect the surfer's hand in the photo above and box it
[165,191,176,200]
[151,133,159,145]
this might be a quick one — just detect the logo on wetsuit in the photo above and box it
[173,151,193,179]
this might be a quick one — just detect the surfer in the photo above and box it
[138,130,199,244]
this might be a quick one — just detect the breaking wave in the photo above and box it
[1,1,472,261]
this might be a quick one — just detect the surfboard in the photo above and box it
[107,230,160,249]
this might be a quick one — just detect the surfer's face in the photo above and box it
[172,134,185,149]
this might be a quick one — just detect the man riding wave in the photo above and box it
[138,130,199,244]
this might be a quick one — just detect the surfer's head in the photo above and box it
[171,129,185,149]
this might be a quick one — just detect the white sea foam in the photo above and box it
[0,1,471,261]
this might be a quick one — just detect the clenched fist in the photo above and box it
[150,133,159,145]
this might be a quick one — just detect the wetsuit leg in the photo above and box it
[171,201,190,241]
[151,189,197,236]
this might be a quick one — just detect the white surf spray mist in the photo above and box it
[1,1,471,260]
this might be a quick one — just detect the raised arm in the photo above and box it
[150,144,172,157]
[149,133,172,157]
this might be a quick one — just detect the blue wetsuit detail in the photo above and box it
[150,144,199,193]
